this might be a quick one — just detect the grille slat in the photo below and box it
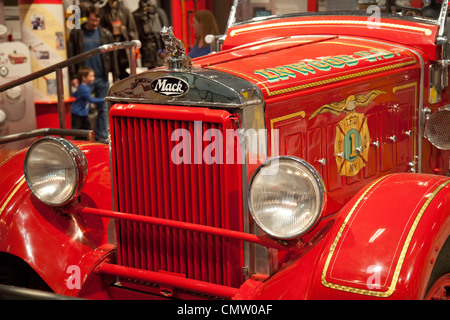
[148,119,161,272]
[112,113,243,288]
[134,119,144,270]
[139,118,151,271]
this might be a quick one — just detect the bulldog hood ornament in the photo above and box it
[160,26,192,70]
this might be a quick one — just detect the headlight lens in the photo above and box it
[248,156,326,239]
[24,137,88,206]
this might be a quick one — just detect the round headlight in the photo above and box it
[248,156,326,239]
[24,137,88,206]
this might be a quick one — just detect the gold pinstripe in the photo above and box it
[0,178,26,215]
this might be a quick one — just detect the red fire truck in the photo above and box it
[0,0,449,300]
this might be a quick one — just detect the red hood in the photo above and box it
[196,35,420,99]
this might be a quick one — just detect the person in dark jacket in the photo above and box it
[68,5,119,143]
[133,0,169,68]
[100,0,139,79]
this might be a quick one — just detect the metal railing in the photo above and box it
[0,283,81,300]
[0,40,141,140]
[0,128,95,145]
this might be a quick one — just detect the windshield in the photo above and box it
[230,0,447,25]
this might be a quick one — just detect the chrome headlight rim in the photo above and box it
[248,156,326,240]
[24,136,88,207]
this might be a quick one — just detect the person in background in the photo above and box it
[189,10,219,59]
[71,67,105,140]
[68,5,119,144]
[133,0,169,68]
[100,0,139,79]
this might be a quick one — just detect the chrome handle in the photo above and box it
[316,158,327,165]
[388,135,397,142]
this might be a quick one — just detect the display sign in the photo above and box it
[18,0,69,102]
[0,41,36,162]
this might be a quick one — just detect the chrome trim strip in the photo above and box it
[437,0,449,38]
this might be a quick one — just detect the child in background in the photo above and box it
[71,66,104,138]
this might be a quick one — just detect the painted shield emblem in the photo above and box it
[151,77,189,97]
[335,112,370,177]
[310,90,385,177]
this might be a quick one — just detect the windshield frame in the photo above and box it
[226,0,449,35]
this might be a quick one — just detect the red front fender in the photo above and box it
[0,142,114,296]
[250,174,450,299]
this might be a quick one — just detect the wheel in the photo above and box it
[424,237,450,300]
[425,274,450,300]
[0,253,51,292]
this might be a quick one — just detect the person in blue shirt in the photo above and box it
[71,66,105,139]
[188,10,219,59]
[68,5,119,143]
